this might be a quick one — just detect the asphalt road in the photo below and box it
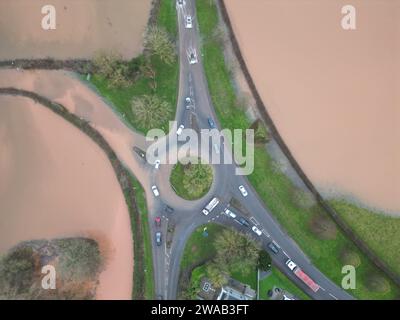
[146,0,354,300]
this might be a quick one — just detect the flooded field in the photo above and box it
[0,0,151,59]
[225,0,399,213]
[0,95,133,299]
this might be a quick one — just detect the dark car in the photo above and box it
[165,205,174,214]
[236,217,250,227]
[132,146,146,160]
[267,242,280,254]
[155,232,162,246]
[155,217,161,227]
[207,117,216,128]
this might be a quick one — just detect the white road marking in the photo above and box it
[329,293,338,300]
[319,286,326,292]
[250,217,259,225]
[262,229,270,237]
[282,250,289,258]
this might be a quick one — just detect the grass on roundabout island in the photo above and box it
[170,159,213,201]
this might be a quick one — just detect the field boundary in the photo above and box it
[0,59,92,73]
[0,87,149,299]
[218,0,400,287]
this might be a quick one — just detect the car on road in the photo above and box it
[155,232,162,246]
[223,208,237,219]
[154,159,160,169]
[133,146,146,160]
[185,15,193,29]
[236,217,250,227]
[176,124,184,136]
[165,205,174,214]
[189,51,198,64]
[213,143,220,154]
[252,226,262,236]
[151,185,160,197]
[185,97,192,110]
[286,259,297,271]
[207,117,216,128]
[177,0,184,6]
[267,242,280,254]
[155,217,161,227]
[238,185,248,197]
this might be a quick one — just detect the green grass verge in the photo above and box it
[331,200,400,276]
[180,224,224,271]
[195,0,399,299]
[130,176,155,300]
[259,267,310,300]
[230,269,257,291]
[88,0,179,134]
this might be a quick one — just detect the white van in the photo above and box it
[202,197,220,215]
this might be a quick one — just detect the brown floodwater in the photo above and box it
[0,0,151,59]
[225,0,399,213]
[0,69,155,298]
[0,95,133,299]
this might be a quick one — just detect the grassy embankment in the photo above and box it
[89,0,179,134]
[129,175,155,299]
[331,200,400,276]
[195,0,399,299]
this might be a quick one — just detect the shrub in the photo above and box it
[182,161,213,198]
[258,250,272,271]
[309,210,338,240]
[364,272,391,293]
[93,51,133,88]
[131,94,173,129]
[291,188,316,209]
[0,247,35,295]
[339,246,361,268]
[54,238,102,281]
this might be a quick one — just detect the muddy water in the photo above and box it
[0,0,151,59]
[0,95,133,299]
[225,0,400,213]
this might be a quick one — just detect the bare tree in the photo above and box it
[144,25,176,65]
[131,95,172,129]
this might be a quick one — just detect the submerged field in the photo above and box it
[0,0,151,59]
[0,95,133,299]
[225,0,400,214]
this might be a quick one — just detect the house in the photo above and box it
[197,277,256,300]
